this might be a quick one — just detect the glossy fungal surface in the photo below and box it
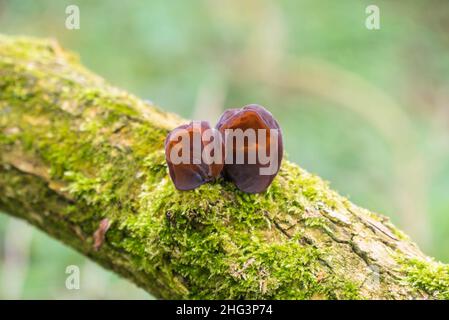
[216,104,283,193]
[165,121,223,190]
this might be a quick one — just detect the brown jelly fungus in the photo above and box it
[165,121,224,190]
[215,104,283,193]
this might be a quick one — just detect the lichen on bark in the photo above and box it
[0,35,448,299]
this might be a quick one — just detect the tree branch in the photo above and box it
[0,35,448,299]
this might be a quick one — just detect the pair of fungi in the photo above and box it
[165,104,283,193]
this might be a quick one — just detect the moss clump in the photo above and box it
[117,163,362,299]
[400,258,449,299]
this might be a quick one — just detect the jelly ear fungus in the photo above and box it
[165,121,223,191]
[216,104,283,193]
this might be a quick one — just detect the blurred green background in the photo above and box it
[0,0,448,299]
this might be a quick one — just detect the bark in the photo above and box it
[0,35,448,300]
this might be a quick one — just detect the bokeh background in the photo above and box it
[0,0,448,299]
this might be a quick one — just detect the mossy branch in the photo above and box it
[0,35,448,299]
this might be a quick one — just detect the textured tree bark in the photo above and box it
[0,35,448,299]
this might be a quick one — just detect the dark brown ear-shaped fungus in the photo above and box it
[165,121,224,190]
[216,104,283,193]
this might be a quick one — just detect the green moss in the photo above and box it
[400,258,449,299]
[111,162,362,299]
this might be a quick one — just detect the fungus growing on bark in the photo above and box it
[216,104,283,193]
[165,121,223,190]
